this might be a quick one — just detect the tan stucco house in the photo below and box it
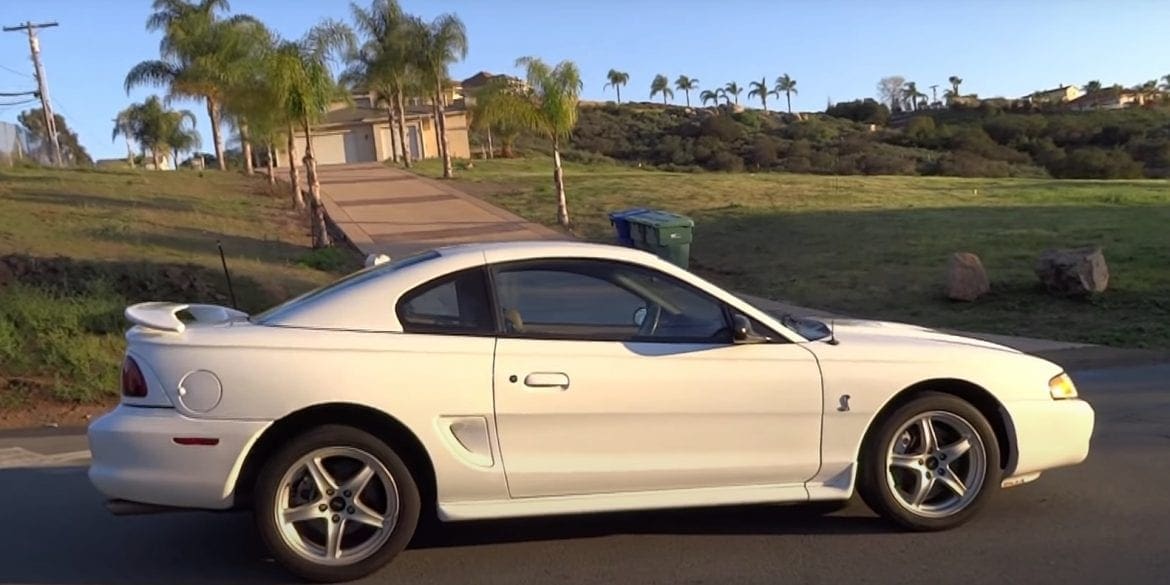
[282,91,471,165]
[1067,88,1147,111]
[1024,84,1083,105]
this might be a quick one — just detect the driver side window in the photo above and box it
[492,260,731,343]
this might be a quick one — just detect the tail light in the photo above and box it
[121,356,148,398]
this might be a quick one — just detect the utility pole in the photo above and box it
[4,21,62,166]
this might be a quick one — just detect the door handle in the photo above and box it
[523,372,570,390]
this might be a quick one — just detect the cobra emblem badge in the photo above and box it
[837,394,851,412]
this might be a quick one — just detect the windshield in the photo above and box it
[250,250,441,324]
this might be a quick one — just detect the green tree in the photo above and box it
[774,73,798,114]
[267,20,356,247]
[723,81,742,105]
[18,108,92,166]
[903,81,925,111]
[470,77,527,159]
[110,96,198,170]
[480,57,582,226]
[699,88,724,107]
[948,75,963,97]
[675,75,699,107]
[650,74,673,104]
[604,69,629,104]
[126,0,255,171]
[409,12,468,179]
[1161,74,1170,91]
[747,77,773,111]
[1084,80,1102,94]
[346,0,420,168]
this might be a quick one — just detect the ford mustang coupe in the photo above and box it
[87,241,1094,582]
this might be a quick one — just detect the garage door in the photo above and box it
[311,133,346,165]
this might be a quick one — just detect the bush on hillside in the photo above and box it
[826,99,891,125]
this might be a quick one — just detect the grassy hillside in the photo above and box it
[419,157,1170,348]
[508,103,1170,180]
[0,165,352,417]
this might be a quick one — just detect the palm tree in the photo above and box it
[604,69,629,104]
[773,74,798,114]
[650,74,673,104]
[112,109,137,168]
[1162,74,1170,91]
[903,81,927,111]
[479,57,582,226]
[471,77,526,158]
[409,12,468,179]
[126,0,252,171]
[723,81,742,105]
[112,96,199,170]
[948,75,963,97]
[699,89,724,107]
[347,0,418,169]
[675,75,699,107]
[267,20,355,247]
[1083,80,1102,94]
[747,77,772,111]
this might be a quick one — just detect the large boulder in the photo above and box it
[1035,246,1109,297]
[945,252,990,301]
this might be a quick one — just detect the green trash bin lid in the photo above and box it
[626,210,694,228]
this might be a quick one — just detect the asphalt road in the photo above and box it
[2,364,1168,585]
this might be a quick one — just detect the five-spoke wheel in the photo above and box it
[858,392,1000,531]
[255,426,419,582]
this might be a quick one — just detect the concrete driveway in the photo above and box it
[2,364,1167,585]
[316,163,566,260]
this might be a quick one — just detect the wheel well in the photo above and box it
[869,379,1012,470]
[232,403,437,511]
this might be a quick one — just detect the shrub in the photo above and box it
[707,150,744,172]
[749,136,779,169]
[826,98,891,125]
[1052,147,1144,179]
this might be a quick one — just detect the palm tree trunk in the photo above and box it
[125,138,135,168]
[395,90,411,168]
[435,82,453,178]
[786,92,792,114]
[385,107,399,163]
[486,126,494,159]
[265,141,276,185]
[553,137,569,227]
[616,85,622,104]
[206,98,226,171]
[685,91,691,107]
[151,149,161,171]
[286,123,305,210]
[240,120,254,175]
[301,118,330,249]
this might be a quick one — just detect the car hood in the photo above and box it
[791,316,1020,354]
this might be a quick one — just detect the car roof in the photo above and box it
[432,240,658,263]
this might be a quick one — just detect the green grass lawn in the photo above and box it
[415,157,1170,348]
[0,165,349,409]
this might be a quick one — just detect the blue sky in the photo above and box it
[2,0,1169,160]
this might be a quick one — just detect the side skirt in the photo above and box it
[438,483,810,522]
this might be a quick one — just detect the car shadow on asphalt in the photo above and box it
[0,465,890,585]
[410,501,893,550]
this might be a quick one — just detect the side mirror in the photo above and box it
[732,314,768,344]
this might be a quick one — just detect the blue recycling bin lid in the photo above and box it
[608,208,650,222]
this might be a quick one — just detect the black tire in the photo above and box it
[857,392,1001,531]
[254,425,420,583]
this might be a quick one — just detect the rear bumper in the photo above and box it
[1005,398,1095,477]
[87,405,270,510]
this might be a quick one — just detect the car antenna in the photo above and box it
[216,240,239,310]
[827,318,839,345]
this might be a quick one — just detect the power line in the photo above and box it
[0,63,32,78]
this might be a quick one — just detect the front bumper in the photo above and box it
[1005,398,1095,477]
[87,405,270,510]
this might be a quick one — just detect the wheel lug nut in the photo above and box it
[318,504,327,512]
[347,506,355,514]
[343,490,352,498]
[331,514,340,523]
[326,489,335,496]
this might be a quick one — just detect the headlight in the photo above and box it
[1049,373,1078,399]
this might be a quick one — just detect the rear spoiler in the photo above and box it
[124,302,248,333]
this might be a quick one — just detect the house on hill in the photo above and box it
[282,90,470,166]
[1024,84,1083,105]
[1067,88,1147,111]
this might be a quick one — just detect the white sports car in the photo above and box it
[88,241,1094,582]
